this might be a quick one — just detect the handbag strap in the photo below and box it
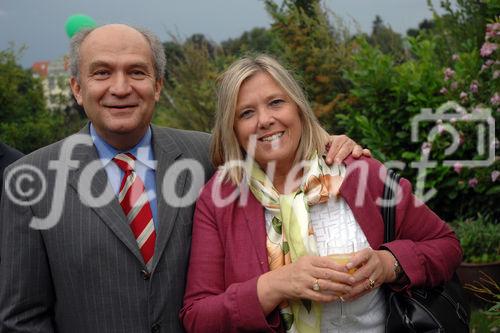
[382,169,401,243]
[382,169,471,331]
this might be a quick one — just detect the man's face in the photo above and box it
[70,24,162,149]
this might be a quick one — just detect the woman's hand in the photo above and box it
[257,255,353,314]
[340,248,397,301]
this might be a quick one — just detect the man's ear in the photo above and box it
[154,78,163,102]
[69,77,83,105]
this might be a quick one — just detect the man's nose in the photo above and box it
[109,73,132,96]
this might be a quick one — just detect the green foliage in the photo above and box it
[221,27,281,56]
[367,15,406,61]
[338,37,445,162]
[471,308,499,331]
[264,0,354,131]
[425,0,499,62]
[289,0,320,18]
[407,19,435,38]
[484,302,500,329]
[2,1,497,225]
[467,273,500,329]
[451,214,500,263]
[155,36,228,132]
[0,47,82,153]
[155,0,499,223]
[430,16,500,220]
[1,111,63,152]
[0,47,46,125]
[339,10,500,221]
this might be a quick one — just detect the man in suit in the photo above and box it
[0,142,23,202]
[0,24,364,332]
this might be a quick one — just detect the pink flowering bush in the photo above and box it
[435,18,500,219]
[342,18,499,221]
[480,42,497,57]
[491,170,500,182]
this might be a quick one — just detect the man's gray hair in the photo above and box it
[69,25,166,81]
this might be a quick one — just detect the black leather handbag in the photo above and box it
[382,169,470,333]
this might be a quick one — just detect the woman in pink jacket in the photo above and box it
[180,55,462,333]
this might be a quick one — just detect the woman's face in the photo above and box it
[233,71,302,170]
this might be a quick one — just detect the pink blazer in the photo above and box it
[180,157,462,332]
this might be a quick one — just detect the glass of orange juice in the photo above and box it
[325,239,355,327]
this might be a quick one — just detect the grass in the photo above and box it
[470,309,498,332]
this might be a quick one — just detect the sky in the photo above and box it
[0,0,443,68]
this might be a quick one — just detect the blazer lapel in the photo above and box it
[150,126,184,272]
[66,126,144,264]
[242,191,269,273]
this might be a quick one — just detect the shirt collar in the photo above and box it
[90,123,156,170]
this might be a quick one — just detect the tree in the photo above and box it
[155,35,227,132]
[340,12,500,221]
[290,0,321,18]
[158,27,282,133]
[264,0,355,132]
[367,15,405,60]
[425,0,500,63]
[221,27,280,56]
[406,18,435,38]
[0,47,45,125]
[0,47,82,153]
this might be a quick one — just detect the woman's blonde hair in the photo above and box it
[211,54,328,184]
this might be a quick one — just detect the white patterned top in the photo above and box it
[264,196,386,332]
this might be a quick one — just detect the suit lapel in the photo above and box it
[150,126,184,272]
[66,125,144,264]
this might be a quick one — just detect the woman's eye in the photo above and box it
[270,99,285,107]
[240,110,254,119]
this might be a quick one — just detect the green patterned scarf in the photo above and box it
[247,152,344,333]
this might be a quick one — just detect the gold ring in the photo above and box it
[368,278,375,289]
[312,279,321,292]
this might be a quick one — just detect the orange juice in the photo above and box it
[328,254,357,274]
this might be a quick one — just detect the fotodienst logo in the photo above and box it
[410,101,496,202]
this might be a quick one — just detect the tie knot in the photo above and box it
[113,153,136,172]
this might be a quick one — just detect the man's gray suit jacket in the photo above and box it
[0,124,214,333]
[0,142,24,202]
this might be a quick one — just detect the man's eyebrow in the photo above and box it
[87,61,152,72]
[129,62,153,72]
[88,61,110,72]
[130,62,150,68]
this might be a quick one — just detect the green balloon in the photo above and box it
[65,14,97,38]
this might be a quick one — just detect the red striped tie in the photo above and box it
[113,153,156,269]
